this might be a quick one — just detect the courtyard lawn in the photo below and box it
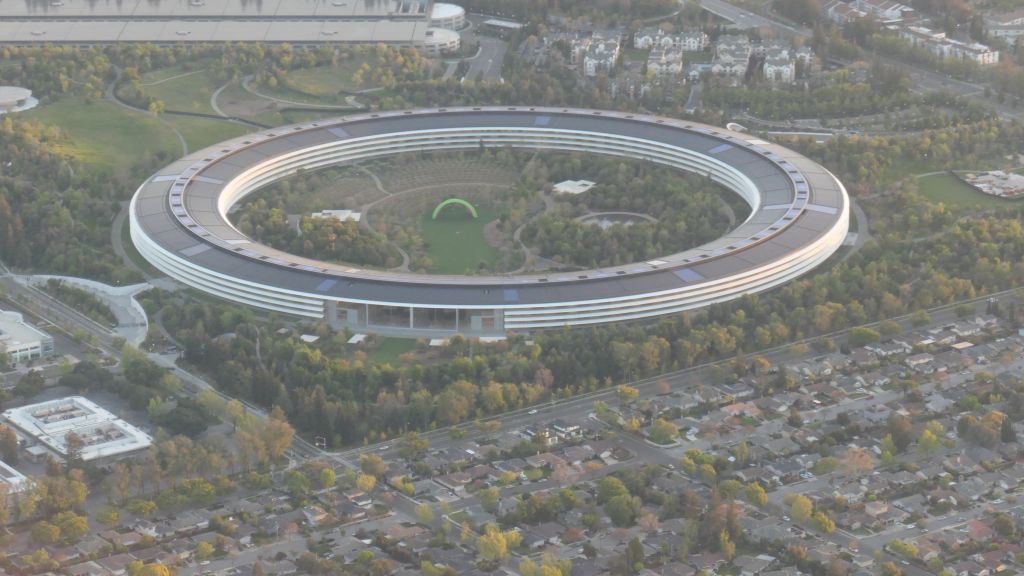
[918,173,1020,213]
[140,69,219,114]
[367,338,417,366]
[24,98,180,175]
[420,206,501,275]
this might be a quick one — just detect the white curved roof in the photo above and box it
[431,2,465,19]
[0,86,31,105]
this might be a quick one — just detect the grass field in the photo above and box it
[282,58,375,95]
[366,338,417,365]
[140,69,218,115]
[165,116,252,152]
[918,173,1020,212]
[24,98,180,174]
[420,205,501,274]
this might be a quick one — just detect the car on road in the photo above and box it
[528,409,538,415]
[378,445,390,451]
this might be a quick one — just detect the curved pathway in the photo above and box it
[241,75,362,110]
[210,80,232,118]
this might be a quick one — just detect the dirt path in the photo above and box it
[140,69,204,87]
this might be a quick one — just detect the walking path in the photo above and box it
[241,75,362,110]
[139,69,204,87]
[106,65,188,157]
[14,275,150,346]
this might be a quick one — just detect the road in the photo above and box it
[462,37,508,82]
[699,0,808,35]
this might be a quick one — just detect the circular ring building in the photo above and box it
[131,107,849,337]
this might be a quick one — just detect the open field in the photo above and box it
[140,69,219,114]
[164,116,252,152]
[420,205,501,274]
[366,338,417,365]
[281,57,376,95]
[24,98,179,174]
[918,173,1022,212]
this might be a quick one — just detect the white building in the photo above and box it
[312,209,362,222]
[899,26,999,65]
[712,34,751,77]
[0,458,29,494]
[429,3,466,31]
[633,27,708,51]
[2,397,152,462]
[423,27,461,56]
[0,86,36,114]
[855,0,914,21]
[986,9,1024,39]
[648,47,685,78]
[0,309,54,365]
[583,39,620,77]
[821,0,867,24]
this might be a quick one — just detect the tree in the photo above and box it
[319,467,336,489]
[415,503,434,526]
[398,431,429,461]
[745,482,768,507]
[479,487,500,513]
[97,508,120,527]
[605,494,641,527]
[285,470,310,497]
[135,564,172,576]
[360,453,387,478]
[14,370,44,399]
[787,406,803,428]
[910,309,932,327]
[626,537,645,572]
[791,495,813,522]
[840,446,875,476]
[918,429,940,454]
[195,541,215,561]
[719,530,736,562]
[655,380,671,395]
[0,424,18,464]
[992,514,1015,538]
[597,476,630,503]
[1001,417,1016,443]
[31,521,61,544]
[617,384,639,405]
[0,483,9,526]
[53,511,89,541]
[262,407,295,460]
[718,479,742,500]
[887,414,914,452]
[813,511,836,534]
[649,418,679,444]
[478,524,512,561]
[127,499,157,517]
[848,327,881,347]
[356,473,376,492]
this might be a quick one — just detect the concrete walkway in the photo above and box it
[14,275,150,347]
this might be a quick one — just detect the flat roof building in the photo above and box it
[312,209,362,222]
[0,309,54,365]
[2,396,152,462]
[0,458,30,494]
[553,180,597,195]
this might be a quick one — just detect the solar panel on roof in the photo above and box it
[708,143,734,155]
[674,269,705,283]
[503,289,520,302]
[315,278,338,292]
[534,116,551,126]
[328,127,350,138]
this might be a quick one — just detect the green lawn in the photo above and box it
[367,338,417,365]
[165,116,252,152]
[24,98,180,175]
[881,157,941,184]
[140,69,219,114]
[918,173,1020,213]
[420,206,501,274]
[282,57,376,95]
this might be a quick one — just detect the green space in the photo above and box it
[419,205,501,274]
[366,338,417,365]
[623,48,650,61]
[249,79,354,107]
[881,157,941,184]
[139,69,218,114]
[282,57,376,95]
[23,98,179,174]
[918,173,1020,213]
[138,61,214,84]
[165,116,252,152]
